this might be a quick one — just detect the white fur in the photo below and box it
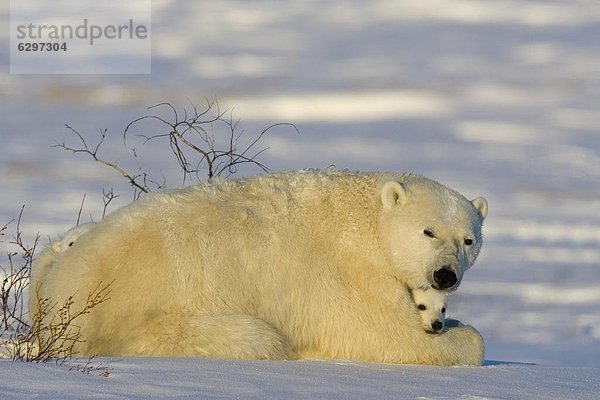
[29,222,96,323]
[410,288,448,333]
[31,169,487,365]
[51,222,96,253]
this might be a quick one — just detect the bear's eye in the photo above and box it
[441,307,446,313]
[68,242,75,247]
[417,304,427,311]
[464,238,473,246]
[423,229,435,238]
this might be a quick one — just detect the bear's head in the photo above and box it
[410,287,448,334]
[379,178,487,291]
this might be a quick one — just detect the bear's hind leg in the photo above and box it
[105,312,295,359]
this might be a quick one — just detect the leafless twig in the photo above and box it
[55,98,297,206]
[123,98,298,181]
[75,194,86,226]
[101,188,119,220]
[53,126,155,199]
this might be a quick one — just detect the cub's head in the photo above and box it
[378,177,487,291]
[52,222,96,253]
[410,287,448,334]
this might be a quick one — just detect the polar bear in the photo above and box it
[29,222,96,322]
[32,169,488,365]
[410,287,448,334]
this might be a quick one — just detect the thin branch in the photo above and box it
[54,125,150,195]
[101,188,119,219]
[76,194,86,226]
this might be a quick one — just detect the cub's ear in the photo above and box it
[471,197,488,220]
[381,181,407,210]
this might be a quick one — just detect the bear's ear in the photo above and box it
[471,197,488,220]
[381,181,407,210]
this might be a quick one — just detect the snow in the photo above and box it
[1,0,600,398]
[2,358,600,400]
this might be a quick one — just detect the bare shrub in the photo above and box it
[14,282,111,363]
[1,206,38,339]
[0,207,110,369]
[55,98,298,198]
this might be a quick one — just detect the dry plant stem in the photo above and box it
[125,98,298,181]
[76,194,86,226]
[1,261,30,330]
[1,206,36,354]
[69,356,111,376]
[1,207,111,368]
[1,206,38,331]
[102,188,119,219]
[26,282,111,363]
[54,126,152,198]
[56,99,297,198]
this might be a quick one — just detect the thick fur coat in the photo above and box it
[31,169,488,365]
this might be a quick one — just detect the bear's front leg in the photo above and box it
[411,324,484,366]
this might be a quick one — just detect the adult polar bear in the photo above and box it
[33,169,488,365]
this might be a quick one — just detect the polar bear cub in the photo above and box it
[10,223,97,358]
[51,222,96,253]
[34,222,97,274]
[34,222,97,278]
[29,222,97,323]
[410,287,448,334]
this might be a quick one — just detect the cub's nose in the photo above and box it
[431,320,443,332]
[434,268,457,289]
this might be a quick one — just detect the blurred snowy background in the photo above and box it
[1,0,600,369]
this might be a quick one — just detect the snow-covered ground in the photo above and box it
[1,358,599,400]
[1,0,600,398]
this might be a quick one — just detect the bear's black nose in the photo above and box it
[431,321,443,332]
[434,268,457,289]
